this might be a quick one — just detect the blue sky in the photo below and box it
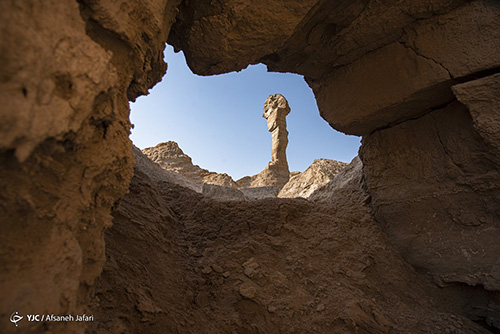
[130,45,360,180]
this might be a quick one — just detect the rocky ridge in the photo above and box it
[143,141,237,188]
[142,141,350,201]
[88,150,490,333]
[278,158,348,199]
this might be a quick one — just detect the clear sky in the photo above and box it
[130,45,360,180]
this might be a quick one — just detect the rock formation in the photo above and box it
[134,145,201,192]
[233,94,292,195]
[88,153,490,333]
[140,139,351,201]
[278,159,348,199]
[143,141,237,188]
[142,141,248,201]
[263,94,291,170]
[1,0,500,333]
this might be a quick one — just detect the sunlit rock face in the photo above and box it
[143,141,237,188]
[0,0,181,333]
[1,0,499,332]
[278,159,348,199]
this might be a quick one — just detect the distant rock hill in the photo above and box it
[141,141,350,201]
[143,141,237,188]
[278,158,348,198]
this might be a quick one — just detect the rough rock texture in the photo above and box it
[168,0,319,75]
[233,94,292,195]
[360,100,500,327]
[237,165,290,192]
[312,0,500,135]
[263,94,291,170]
[133,145,201,192]
[278,159,348,199]
[169,0,500,135]
[239,185,279,200]
[143,141,237,188]
[310,157,366,205]
[89,158,490,334]
[0,1,179,333]
[169,0,500,330]
[452,74,500,162]
[201,183,247,202]
[143,140,292,200]
[2,0,500,333]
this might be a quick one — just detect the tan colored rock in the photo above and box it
[278,159,348,199]
[238,186,279,200]
[201,183,247,202]
[400,1,500,79]
[170,1,500,136]
[143,141,237,188]
[0,1,181,333]
[312,41,453,135]
[88,156,489,333]
[309,157,364,204]
[2,0,500,333]
[168,0,319,75]
[169,1,465,78]
[263,94,291,169]
[233,95,291,194]
[133,145,201,192]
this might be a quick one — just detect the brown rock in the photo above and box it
[360,101,500,324]
[263,94,291,170]
[133,145,201,192]
[87,156,489,333]
[312,41,453,135]
[2,0,500,333]
[168,0,318,75]
[278,159,348,199]
[452,74,500,162]
[143,141,237,188]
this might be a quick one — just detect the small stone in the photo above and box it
[268,305,277,313]
[316,304,325,312]
[239,285,256,299]
[223,271,231,278]
[212,264,223,273]
[201,266,212,274]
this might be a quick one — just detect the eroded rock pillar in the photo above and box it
[263,94,290,170]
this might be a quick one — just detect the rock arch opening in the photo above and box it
[129,45,360,200]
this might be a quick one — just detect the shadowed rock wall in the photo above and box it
[0,0,180,333]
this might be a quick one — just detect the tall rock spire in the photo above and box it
[263,94,291,170]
